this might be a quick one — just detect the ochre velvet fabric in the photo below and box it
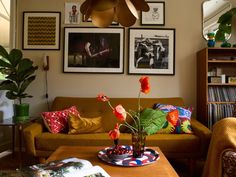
[68,114,104,134]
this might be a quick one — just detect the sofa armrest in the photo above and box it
[23,122,43,156]
[191,118,212,158]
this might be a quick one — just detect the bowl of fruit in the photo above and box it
[106,145,131,161]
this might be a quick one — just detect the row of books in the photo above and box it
[208,87,236,102]
[208,103,235,129]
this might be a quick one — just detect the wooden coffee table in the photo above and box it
[46,146,179,177]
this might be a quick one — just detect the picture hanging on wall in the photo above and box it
[65,2,80,24]
[141,2,165,25]
[23,11,61,50]
[63,27,124,74]
[128,28,175,75]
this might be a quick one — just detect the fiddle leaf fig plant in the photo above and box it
[215,7,236,42]
[0,45,38,104]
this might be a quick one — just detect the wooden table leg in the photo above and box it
[12,125,15,155]
[18,124,23,169]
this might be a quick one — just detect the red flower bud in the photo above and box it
[139,76,150,94]
[97,93,109,102]
[108,123,120,140]
[113,104,127,121]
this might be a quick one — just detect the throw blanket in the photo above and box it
[202,117,236,177]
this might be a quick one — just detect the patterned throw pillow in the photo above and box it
[42,106,80,133]
[154,104,193,134]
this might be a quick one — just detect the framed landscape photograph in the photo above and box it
[141,2,165,25]
[23,12,61,50]
[63,27,124,73]
[128,28,175,75]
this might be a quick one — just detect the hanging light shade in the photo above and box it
[80,0,150,27]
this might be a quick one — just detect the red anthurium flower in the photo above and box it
[167,110,179,126]
[139,76,150,94]
[97,93,109,102]
[113,104,127,121]
[108,123,120,140]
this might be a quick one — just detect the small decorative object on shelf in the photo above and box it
[97,76,166,158]
[207,32,215,47]
[221,41,231,48]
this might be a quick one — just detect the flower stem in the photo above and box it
[126,111,138,128]
[137,91,141,132]
[119,124,137,134]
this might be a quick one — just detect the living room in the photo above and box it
[0,0,236,176]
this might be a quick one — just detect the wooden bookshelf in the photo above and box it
[197,48,236,128]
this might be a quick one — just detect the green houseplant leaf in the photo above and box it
[0,45,38,104]
[139,108,167,135]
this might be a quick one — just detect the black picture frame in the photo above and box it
[128,28,175,75]
[22,11,61,50]
[63,27,124,73]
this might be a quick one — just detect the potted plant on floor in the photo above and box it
[0,45,38,121]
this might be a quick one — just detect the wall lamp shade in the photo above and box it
[80,0,150,27]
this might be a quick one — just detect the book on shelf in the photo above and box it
[21,157,110,177]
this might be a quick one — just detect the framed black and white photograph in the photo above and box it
[64,27,124,73]
[65,2,80,24]
[128,28,175,75]
[141,2,165,25]
[23,12,61,50]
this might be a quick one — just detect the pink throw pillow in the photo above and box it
[42,106,80,133]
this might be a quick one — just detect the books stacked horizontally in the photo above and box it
[21,157,110,177]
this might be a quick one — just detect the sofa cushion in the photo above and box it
[68,114,105,134]
[42,106,79,133]
[154,104,193,134]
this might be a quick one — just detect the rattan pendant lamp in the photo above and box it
[80,0,150,27]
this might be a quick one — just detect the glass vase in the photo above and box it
[131,131,146,158]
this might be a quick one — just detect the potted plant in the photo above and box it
[215,7,236,45]
[0,45,38,121]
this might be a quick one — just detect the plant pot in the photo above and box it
[13,103,29,122]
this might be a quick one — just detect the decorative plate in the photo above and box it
[97,145,160,167]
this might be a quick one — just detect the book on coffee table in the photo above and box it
[21,157,110,177]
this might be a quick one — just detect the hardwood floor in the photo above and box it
[0,151,204,177]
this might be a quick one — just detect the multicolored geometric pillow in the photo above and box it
[154,104,193,134]
[42,106,80,133]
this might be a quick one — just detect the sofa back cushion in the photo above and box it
[51,97,185,132]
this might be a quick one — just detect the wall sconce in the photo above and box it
[80,0,150,27]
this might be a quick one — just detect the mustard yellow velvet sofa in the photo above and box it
[23,97,211,161]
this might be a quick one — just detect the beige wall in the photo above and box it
[16,0,236,117]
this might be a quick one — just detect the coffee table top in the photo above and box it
[46,146,179,177]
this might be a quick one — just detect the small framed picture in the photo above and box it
[128,28,175,75]
[141,2,165,25]
[23,11,61,50]
[65,2,80,24]
[64,27,124,74]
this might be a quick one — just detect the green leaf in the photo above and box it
[0,45,9,59]
[9,49,22,67]
[19,75,36,94]
[139,108,167,135]
[0,80,18,92]
[0,60,12,69]
[6,91,18,100]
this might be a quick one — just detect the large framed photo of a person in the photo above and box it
[64,27,124,73]
[128,28,175,75]
[141,2,165,25]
